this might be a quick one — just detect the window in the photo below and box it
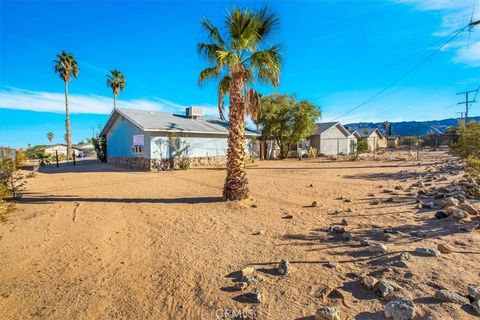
[132,145,143,154]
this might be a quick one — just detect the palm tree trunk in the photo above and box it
[114,93,117,109]
[64,80,72,161]
[223,67,249,200]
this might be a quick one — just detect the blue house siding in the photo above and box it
[106,115,151,158]
[150,133,229,160]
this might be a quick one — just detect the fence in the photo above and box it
[0,147,16,160]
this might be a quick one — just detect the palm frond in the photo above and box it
[255,7,280,41]
[198,66,222,86]
[197,43,223,62]
[200,18,225,47]
[106,69,126,94]
[249,44,282,87]
[245,89,260,121]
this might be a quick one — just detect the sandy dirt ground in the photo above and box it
[0,150,479,320]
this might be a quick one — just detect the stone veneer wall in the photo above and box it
[108,155,229,171]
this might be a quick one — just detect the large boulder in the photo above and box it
[434,289,469,304]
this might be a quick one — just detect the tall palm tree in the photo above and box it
[106,70,126,109]
[53,51,79,160]
[198,7,281,200]
[47,131,54,144]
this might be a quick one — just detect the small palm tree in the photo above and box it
[383,121,390,135]
[198,7,282,200]
[47,131,54,144]
[53,51,79,160]
[106,70,126,109]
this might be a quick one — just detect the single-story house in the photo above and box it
[99,107,259,170]
[308,122,356,156]
[358,128,387,151]
[42,144,82,156]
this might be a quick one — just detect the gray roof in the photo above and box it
[100,108,259,136]
[312,122,350,137]
[359,128,383,138]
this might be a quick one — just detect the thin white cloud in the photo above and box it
[394,0,480,66]
[0,87,219,116]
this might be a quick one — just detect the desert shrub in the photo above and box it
[92,136,107,162]
[466,155,480,176]
[25,145,47,159]
[168,135,191,170]
[0,159,25,200]
[357,139,369,153]
[452,122,480,159]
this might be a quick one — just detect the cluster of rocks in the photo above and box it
[433,284,480,315]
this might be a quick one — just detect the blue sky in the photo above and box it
[1,0,480,148]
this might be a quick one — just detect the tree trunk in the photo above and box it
[114,93,117,109]
[223,66,249,201]
[64,80,72,161]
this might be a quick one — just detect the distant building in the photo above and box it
[42,144,82,156]
[0,147,16,160]
[74,142,96,157]
[308,122,356,156]
[359,128,386,151]
[99,107,259,170]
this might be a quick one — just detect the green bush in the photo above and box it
[452,122,480,159]
[357,139,369,153]
[0,159,25,200]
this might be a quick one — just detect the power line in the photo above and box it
[332,25,469,121]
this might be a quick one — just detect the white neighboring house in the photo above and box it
[308,122,356,156]
[42,144,82,156]
[99,107,259,170]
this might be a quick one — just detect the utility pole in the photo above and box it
[457,89,478,123]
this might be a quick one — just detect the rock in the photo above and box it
[437,244,451,254]
[359,238,370,246]
[395,186,403,190]
[342,232,353,241]
[278,259,289,275]
[241,266,255,277]
[400,252,411,261]
[446,207,468,220]
[282,214,294,219]
[234,281,248,290]
[377,280,395,298]
[328,226,345,234]
[384,189,394,193]
[347,207,355,213]
[468,285,480,300]
[326,262,338,269]
[458,203,479,215]
[385,197,394,203]
[443,197,460,208]
[384,299,415,320]
[315,305,340,320]
[343,199,351,203]
[312,201,318,207]
[434,289,469,304]
[369,243,388,254]
[241,275,258,284]
[371,200,380,205]
[245,290,262,303]
[418,202,434,209]
[309,184,314,187]
[459,221,480,232]
[472,300,480,315]
[384,228,400,234]
[415,247,441,257]
[367,193,375,197]
[251,204,258,208]
[361,276,379,290]
[435,211,449,219]
[416,181,425,188]
[341,218,348,226]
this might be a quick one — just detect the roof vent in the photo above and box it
[186,107,204,119]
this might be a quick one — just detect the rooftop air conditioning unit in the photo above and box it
[186,107,204,119]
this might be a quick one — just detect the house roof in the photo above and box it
[359,128,383,138]
[348,129,361,138]
[42,144,82,151]
[100,108,259,136]
[312,122,350,137]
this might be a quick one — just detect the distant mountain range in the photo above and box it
[345,117,480,137]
